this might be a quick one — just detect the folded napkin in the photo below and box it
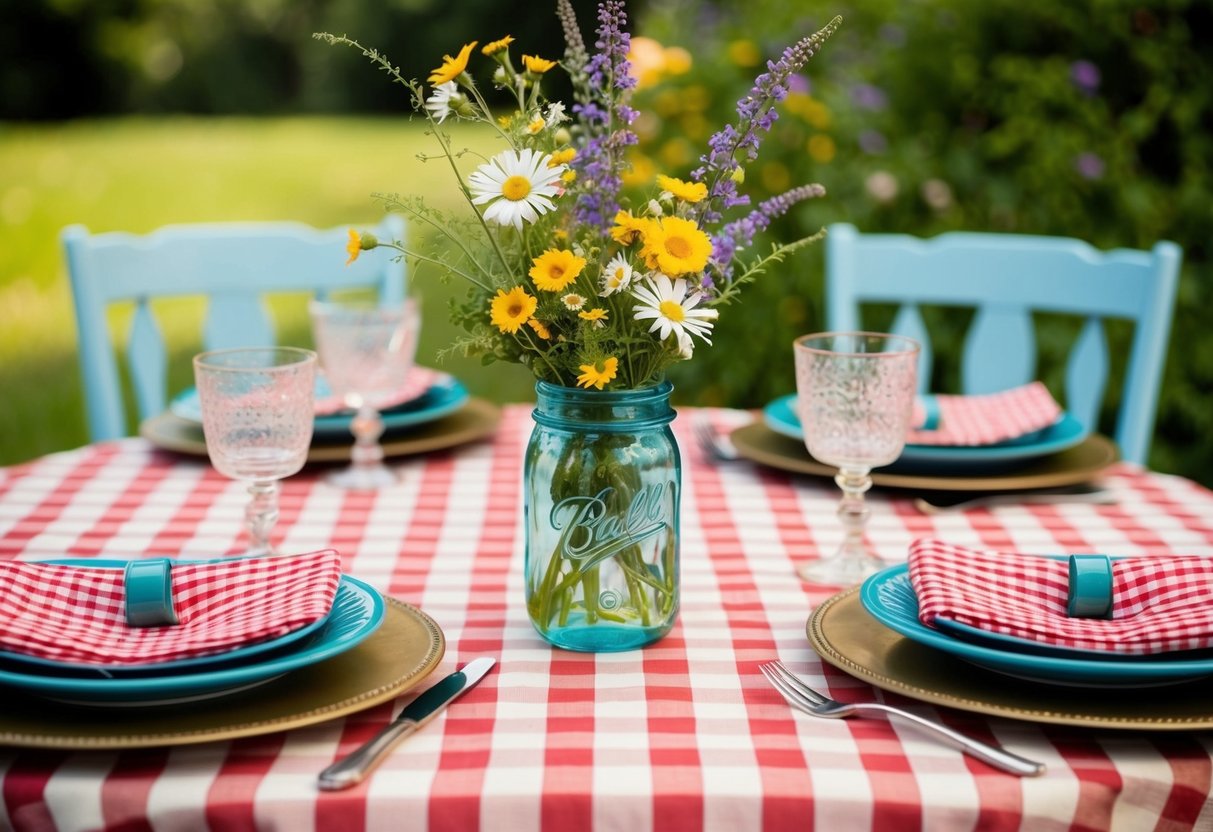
[0,550,343,666]
[906,381,1063,446]
[314,366,446,416]
[908,539,1213,655]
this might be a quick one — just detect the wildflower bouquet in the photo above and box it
[319,1,838,392]
[319,2,840,649]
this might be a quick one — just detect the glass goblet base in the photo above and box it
[797,544,885,586]
[324,404,399,490]
[325,463,398,490]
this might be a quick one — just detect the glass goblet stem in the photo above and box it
[349,404,386,472]
[834,465,873,559]
[245,479,281,556]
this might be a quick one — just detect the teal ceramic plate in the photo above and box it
[859,563,1213,687]
[0,558,333,674]
[763,393,1088,469]
[171,377,469,439]
[0,574,385,706]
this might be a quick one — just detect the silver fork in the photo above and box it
[693,417,739,461]
[760,661,1045,776]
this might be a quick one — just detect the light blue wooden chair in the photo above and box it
[825,222,1182,464]
[62,215,406,442]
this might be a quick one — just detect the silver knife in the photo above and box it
[317,656,496,791]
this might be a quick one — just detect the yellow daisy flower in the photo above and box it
[561,169,577,183]
[640,216,712,276]
[577,356,619,390]
[578,307,609,328]
[489,286,537,334]
[656,174,708,204]
[529,248,587,292]
[345,229,362,265]
[527,318,552,340]
[610,210,651,246]
[429,42,478,85]
[548,148,576,167]
[527,117,546,134]
[482,35,514,56]
[523,55,558,74]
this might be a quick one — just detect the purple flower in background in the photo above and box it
[1075,152,1105,180]
[858,129,887,155]
[693,16,842,224]
[787,74,811,95]
[1070,60,1101,95]
[851,83,888,112]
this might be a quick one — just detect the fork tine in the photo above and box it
[768,662,829,706]
[760,665,814,712]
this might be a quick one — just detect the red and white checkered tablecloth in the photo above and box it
[1,404,1213,832]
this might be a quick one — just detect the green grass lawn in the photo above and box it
[0,116,537,466]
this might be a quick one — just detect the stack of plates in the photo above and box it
[142,368,501,463]
[0,558,387,707]
[859,563,1213,688]
[725,393,1118,492]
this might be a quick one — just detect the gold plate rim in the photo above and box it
[0,597,445,749]
[141,398,501,464]
[731,421,1118,492]
[807,588,1213,730]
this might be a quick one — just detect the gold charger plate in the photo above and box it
[141,398,501,464]
[808,587,1213,729]
[731,422,1118,492]
[0,598,445,749]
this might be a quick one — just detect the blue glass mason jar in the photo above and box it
[524,380,681,651]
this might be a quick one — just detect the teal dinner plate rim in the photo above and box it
[763,393,1088,464]
[0,565,384,702]
[858,562,1213,685]
[171,377,469,438]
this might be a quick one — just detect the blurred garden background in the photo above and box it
[2,0,1210,485]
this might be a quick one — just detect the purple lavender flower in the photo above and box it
[1070,60,1101,95]
[711,183,827,280]
[571,0,638,230]
[787,74,811,95]
[1075,152,1105,180]
[693,16,841,224]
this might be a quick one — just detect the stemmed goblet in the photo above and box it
[309,297,420,489]
[193,346,317,556]
[793,332,920,585]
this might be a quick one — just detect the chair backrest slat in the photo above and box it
[63,216,407,442]
[825,223,1181,464]
[961,306,1036,394]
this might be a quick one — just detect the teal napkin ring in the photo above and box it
[125,558,178,627]
[1067,554,1113,619]
[918,395,942,431]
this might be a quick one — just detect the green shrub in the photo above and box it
[633,0,1213,483]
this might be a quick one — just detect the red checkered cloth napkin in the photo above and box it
[0,550,343,666]
[908,539,1213,655]
[906,381,1063,446]
[313,367,445,416]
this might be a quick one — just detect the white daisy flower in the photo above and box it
[600,253,634,296]
[632,274,718,346]
[425,81,460,123]
[561,293,587,310]
[468,148,566,230]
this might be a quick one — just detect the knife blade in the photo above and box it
[317,656,496,791]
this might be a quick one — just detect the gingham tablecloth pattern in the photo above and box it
[1,404,1212,832]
